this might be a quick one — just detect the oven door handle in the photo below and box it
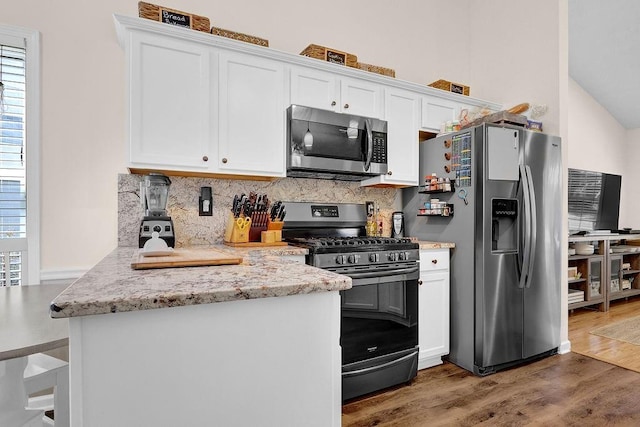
[342,349,418,378]
[346,265,420,281]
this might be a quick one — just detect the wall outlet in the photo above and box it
[199,186,213,216]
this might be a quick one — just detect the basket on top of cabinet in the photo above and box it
[138,1,210,32]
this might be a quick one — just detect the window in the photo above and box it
[0,26,40,285]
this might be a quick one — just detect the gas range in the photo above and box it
[281,202,420,401]
[287,236,419,269]
[281,202,419,270]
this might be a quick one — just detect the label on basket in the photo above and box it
[450,83,465,95]
[161,8,192,28]
[325,49,346,66]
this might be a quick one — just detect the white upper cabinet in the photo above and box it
[421,97,459,132]
[339,77,383,118]
[361,88,420,187]
[290,66,383,118]
[114,14,500,181]
[218,52,286,177]
[129,31,212,171]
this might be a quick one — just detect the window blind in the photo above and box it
[0,44,26,285]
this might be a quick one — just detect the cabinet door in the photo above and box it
[588,258,603,299]
[418,249,450,369]
[421,96,458,132]
[218,52,286,177]
[129,32,211,169]
[361,88,420,187]
[339,77,383,118]
[610,255,622,293]
[290,66,339,111]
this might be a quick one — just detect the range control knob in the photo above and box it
[336,255,347,265]
[399,251,411,261]
[348,254,360,264]
[369,253,380,263]
[388,252,398,262]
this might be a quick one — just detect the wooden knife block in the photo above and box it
[224,212,250,243]
[267,220,284,242]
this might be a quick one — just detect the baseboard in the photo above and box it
[558,339,571,354]
[40,268,87,285]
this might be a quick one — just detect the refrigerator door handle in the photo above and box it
[518,165,532,289]
[524,164,537,288]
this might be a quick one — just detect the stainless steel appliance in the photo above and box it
[139,173,175,248]
[391,211,405,238]
[286,105,388,180]
[403,124,562,375]
[283,202,419,401]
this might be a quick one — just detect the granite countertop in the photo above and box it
[418,241,455,249]
[50,245,351,319]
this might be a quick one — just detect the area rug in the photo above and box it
[590,316,640,345]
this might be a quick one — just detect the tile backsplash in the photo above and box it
[118,174,399,247]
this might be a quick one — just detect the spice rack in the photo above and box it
[417,178,456,217]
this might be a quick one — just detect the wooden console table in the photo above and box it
[568,234,640,311]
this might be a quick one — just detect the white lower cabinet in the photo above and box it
[418,248,450,369]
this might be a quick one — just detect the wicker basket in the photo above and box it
[210,26,269,47]
[138,1,210,33]
[300,44,358,68]
[356,62,395,78]
[428,79,470,96]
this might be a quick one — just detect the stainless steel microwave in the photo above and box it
[286,105,388,180]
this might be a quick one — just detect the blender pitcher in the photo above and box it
[143,173,171,217]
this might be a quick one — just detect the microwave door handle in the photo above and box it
[364,118,373,171]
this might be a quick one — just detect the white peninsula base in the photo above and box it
[68,291,341,427]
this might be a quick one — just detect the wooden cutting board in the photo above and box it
[131,248,243,270]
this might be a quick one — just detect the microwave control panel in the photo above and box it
[371,131,387,163]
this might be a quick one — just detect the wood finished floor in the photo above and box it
[342,298,640,426]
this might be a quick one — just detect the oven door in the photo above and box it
[340,264,419,400]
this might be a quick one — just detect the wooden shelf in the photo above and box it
[608,288,640,301]
[568,297,605,310]
[568,239,640,312]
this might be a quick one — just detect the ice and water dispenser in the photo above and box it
[491,199,518,251]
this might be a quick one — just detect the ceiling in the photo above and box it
[569,0,640,129]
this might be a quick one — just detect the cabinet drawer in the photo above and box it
[420,250,450,272]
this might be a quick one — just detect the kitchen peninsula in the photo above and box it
[50,245,350,427]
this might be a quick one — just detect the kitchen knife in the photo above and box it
[232,195,240,217]
[277,206,286,221]
[270,201,280,221]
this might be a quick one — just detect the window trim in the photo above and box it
[0,25,40,285]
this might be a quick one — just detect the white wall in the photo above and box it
[625,129,640,229]
[468,0,564,136]
[568,78,631,227]
[4,1,565,280]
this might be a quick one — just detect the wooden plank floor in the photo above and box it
[569,298,640,372]
[342,298,640,426]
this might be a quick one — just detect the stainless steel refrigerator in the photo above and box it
[403,123,561,375]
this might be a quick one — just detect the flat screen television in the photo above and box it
[568,168,622,233]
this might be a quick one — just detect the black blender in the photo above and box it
[139,173,175,248]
